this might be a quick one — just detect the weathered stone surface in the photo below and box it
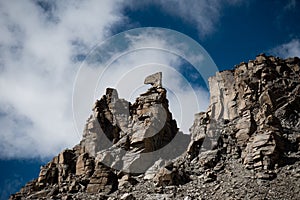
[144,159,167,180]
[75,152,95,177]
[144,72,162,88]
[86,161,118,194]
[118,174,138,188]
[10,55,300,200]
[184,54,300,180]
[197,149,220,169]
[81,88,122,157]
[120,193,136,200]
[153,162,189,186]
[208,70,238,121]
[84,79,182,173]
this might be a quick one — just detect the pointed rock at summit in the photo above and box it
[80,72,189,173]
[144,72,162,87]
[10,56,300,200]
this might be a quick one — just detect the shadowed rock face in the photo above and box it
[80,73,189,174]
[10,56,300,200]
[144,72,162,88]
[185,54,300,175]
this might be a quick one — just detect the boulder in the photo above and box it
[86,161,118,194]
[144,72,162,88]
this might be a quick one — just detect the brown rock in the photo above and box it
[9,56,300,200]
[86,161,118,194]
[144,72,162,88]
[76,152,94,177]
[153,162,189,186]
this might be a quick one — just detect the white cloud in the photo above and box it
[270,39,300,58]
[0,0,124,158]
[284,0,297,10]
[122,0,244,37]
[72,29,216,137]
[95,50,210,134]
[0,1,219,159]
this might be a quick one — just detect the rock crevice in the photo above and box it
[10,55,300,200]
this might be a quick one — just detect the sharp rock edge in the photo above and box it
[10,54,300,200]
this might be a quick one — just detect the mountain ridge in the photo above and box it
[10,54,300,200]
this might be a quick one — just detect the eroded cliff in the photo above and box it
[10,55,300,200]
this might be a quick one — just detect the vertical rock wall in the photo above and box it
[187,54,300,179]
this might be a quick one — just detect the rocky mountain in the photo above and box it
[10,54,300,199]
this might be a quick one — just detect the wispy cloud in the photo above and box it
[0,1,220,159]
[0,0,124,158]
[270,39,300,58]
[73,28,216,139]
[122,0,244,37]
[0,175,23,200]
[284,0,297,10]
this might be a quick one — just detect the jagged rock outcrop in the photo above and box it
[144,72,162,88]
[184,54,300,180]
[80,72,189,173]
[10,55,300,200]
[10,72,189,199]
[152,161,189,187]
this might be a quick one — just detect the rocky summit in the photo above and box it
[10,54,300,200]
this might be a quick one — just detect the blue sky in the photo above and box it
[0,0,299,199]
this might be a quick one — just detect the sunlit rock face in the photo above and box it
[80,72,189,174]
[11,55,300,200]
[189,54,299,173]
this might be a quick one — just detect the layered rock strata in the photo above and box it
[10,55,300,200]
[184,54,300,180]
[10,72,190,199]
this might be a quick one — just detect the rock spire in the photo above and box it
[10,56,300,199]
